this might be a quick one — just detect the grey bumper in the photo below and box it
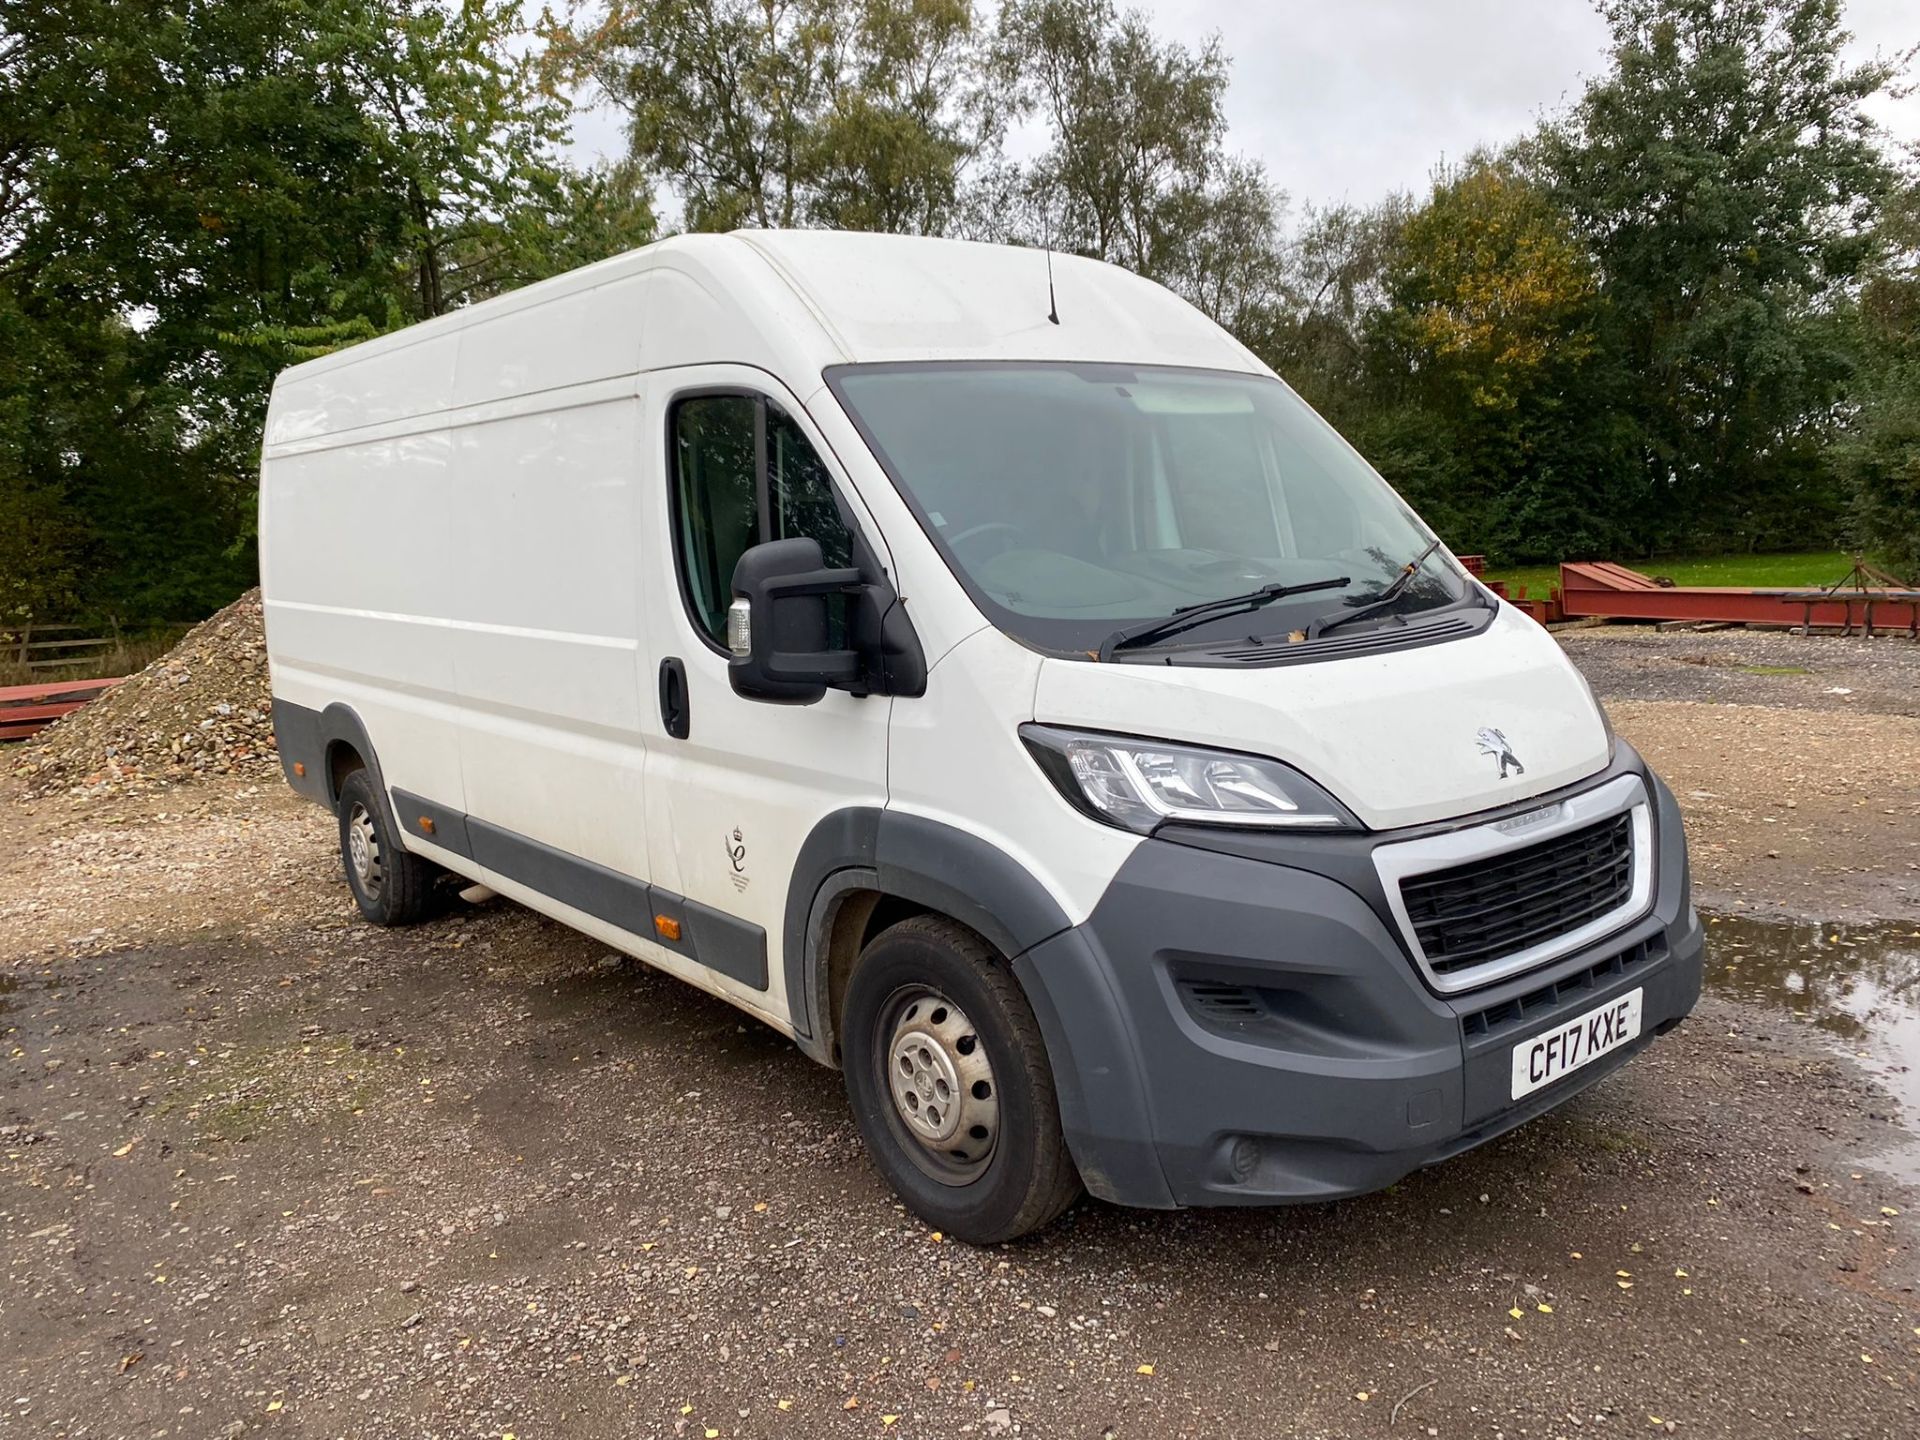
[1015,751,1703,1210]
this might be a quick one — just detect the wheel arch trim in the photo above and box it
[784,808,1075,1056]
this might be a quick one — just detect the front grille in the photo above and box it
[1400,813,1634,979]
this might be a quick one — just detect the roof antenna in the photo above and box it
[1042,216,1061,325]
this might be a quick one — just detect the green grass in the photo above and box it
[1482,549,1858,601]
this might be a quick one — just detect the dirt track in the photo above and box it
[5,634,1920,1439]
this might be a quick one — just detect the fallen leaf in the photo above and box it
[266,1400,283,1413]
[1536,1303,1553,1314]
[1355,1391,1371,1401]
[1508,1307,1524,1319]
[113,1141,135,1157]
[844,1396,860,1410]
[1137,1364,1154,1376]
[777,1399,793,1411]
[882,1417,900,1427]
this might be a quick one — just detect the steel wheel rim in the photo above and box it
[878,986,999,1185]
[347,801,383,894]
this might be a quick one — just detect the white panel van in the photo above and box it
[260,231,1703,1241]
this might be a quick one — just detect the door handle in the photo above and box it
[658,656,690,739]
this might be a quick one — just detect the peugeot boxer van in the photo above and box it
[260,230,1704,1242]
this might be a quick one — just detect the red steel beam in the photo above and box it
[0,675,122,742]
[0,676,122,703]
[1558,568,1919,631]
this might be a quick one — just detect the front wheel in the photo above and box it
[842,916,1082,1243]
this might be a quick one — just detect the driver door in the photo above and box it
[639,367,892,1030]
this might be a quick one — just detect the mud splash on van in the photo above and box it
[1703,912,1920,1177]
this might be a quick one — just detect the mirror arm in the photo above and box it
[759,567,864,604]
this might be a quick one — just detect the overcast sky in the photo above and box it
[566,0,1918,213]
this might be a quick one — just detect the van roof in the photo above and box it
[264,233,1268,446]
[284,231,1264,376]
[732,230,1265,373]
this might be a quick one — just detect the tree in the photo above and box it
[1372,157,1635,560]
[547,0,989,235]
[0,1,639,624]
[1263,199,1409,420]
[1530,0,1898,550]
[1843,156,1920,577]
[987,0,1287,333]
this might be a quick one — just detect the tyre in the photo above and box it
[842,915,1082,1243]
[336,767,438,926]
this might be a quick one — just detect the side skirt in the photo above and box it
[389,787,771,995]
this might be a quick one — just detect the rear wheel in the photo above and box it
[842,916,1081,1243]
[336,768,437,926]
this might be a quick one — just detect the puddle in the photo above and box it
[1704,913,1920,1176]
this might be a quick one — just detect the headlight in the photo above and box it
[1020,725,1358,834]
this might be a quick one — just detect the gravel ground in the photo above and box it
[1559,625,1920,926]
[1558,624,1920,718]
[5,629,1920,1439]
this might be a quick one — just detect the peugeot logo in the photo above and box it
[1476,726,1526,780]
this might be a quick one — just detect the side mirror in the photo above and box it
[728,537,864,702]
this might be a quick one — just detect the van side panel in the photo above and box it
[441,390,652,881]
[261,423,468,813]
[430,274,654,886]
[452,278,651,406]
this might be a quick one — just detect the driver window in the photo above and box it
[671,394,855,647]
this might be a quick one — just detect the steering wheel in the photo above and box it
[946,520,1025,556]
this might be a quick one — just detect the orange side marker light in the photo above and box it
[654,915,682,942]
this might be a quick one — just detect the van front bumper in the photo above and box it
[1013,753,1703,1210]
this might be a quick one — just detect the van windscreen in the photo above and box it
[827,363,1472,659]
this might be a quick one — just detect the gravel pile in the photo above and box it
[11,588,276,796]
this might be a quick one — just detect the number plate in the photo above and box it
[1510,988,1643,1100]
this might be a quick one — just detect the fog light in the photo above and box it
[1229,1137,1260,1180]
[726,597,752,658]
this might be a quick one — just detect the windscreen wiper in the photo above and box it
[1306,537,1446,640]
[1097,576,1351,662]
